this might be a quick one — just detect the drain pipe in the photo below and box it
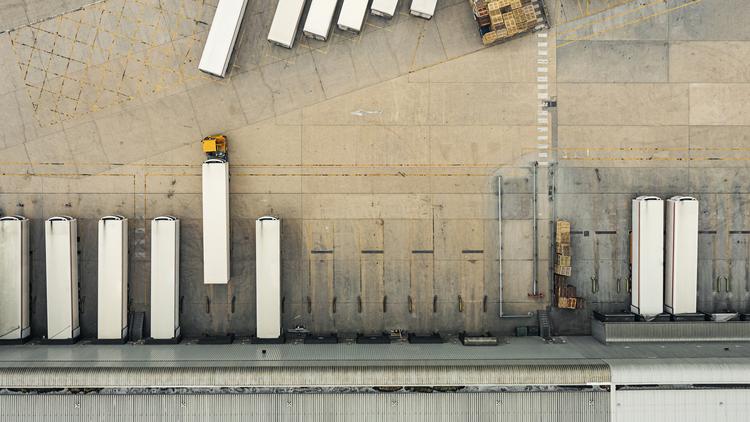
[532,161,539,296]
[498,175,534,318]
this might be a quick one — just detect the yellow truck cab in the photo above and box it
[201,135,228,161]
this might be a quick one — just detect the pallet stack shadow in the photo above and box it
[470,0,548,45]
[554,220,582,309]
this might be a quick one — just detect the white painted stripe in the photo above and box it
[538,161,549,166]
[535,30,552,165]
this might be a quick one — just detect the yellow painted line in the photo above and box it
[558,0,636,25]
[522,147,750,152]
[232,173,493,177]
[1,171,496,179]
[557,0,664,37]
[0,162,509,168]
[150,173,493,177]
[0,173,134,177]
[560,156,750,161]
[558,0,703,48]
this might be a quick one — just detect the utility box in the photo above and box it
[0,216,30,343]
[97,215,128,341]
[268,0,306,48]
[410,0,437,19]
[256,217,281,339]
[338,0,368,33]
[45,216,80,341]
[665,196,699,314]
[371,0,399,18]
[631,196,664,317]
[150,216,180,340]
[202,159,230,284]
[303,0,337,41]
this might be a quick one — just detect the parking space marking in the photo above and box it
[9,0,215,127]
[536,30,551,165]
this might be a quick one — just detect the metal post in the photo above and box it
[532,161,539,296]
[498,176,503,317]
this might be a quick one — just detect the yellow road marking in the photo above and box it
[522,146,750,152]
[558,0,703,48]
[557,0,664,38]
[558,0,637,25]
[0,162,509,168]
[560,156,750,161]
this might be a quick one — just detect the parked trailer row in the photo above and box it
[631,196,699,318]
[0,215,281,343]
[198,0,439,75]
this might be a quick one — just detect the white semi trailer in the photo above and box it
[410,0,437,19]
[371,0,399,18]
[150,216,181,342]
[338,0,368,33]
[97,215,129,342]
[202,159,231,284]
[304,0,338,41]
[45,216,80,342]
[256,217,282,340]
[631,196,664,318]
[0,216,30,343]
[198,0,249,77]
[268,0,306,48]
[665,196,699,315]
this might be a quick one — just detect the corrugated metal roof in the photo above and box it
[607,358,750,385]
[0,391,610,422]
[614,389,750,422]
[3,337,750,368]
[592,320,750,343]
[0,340,587,366]
[0,363,610,388]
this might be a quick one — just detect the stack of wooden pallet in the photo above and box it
[554,220,571,277]
[553,220,582,309]
[469,0,547,45]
